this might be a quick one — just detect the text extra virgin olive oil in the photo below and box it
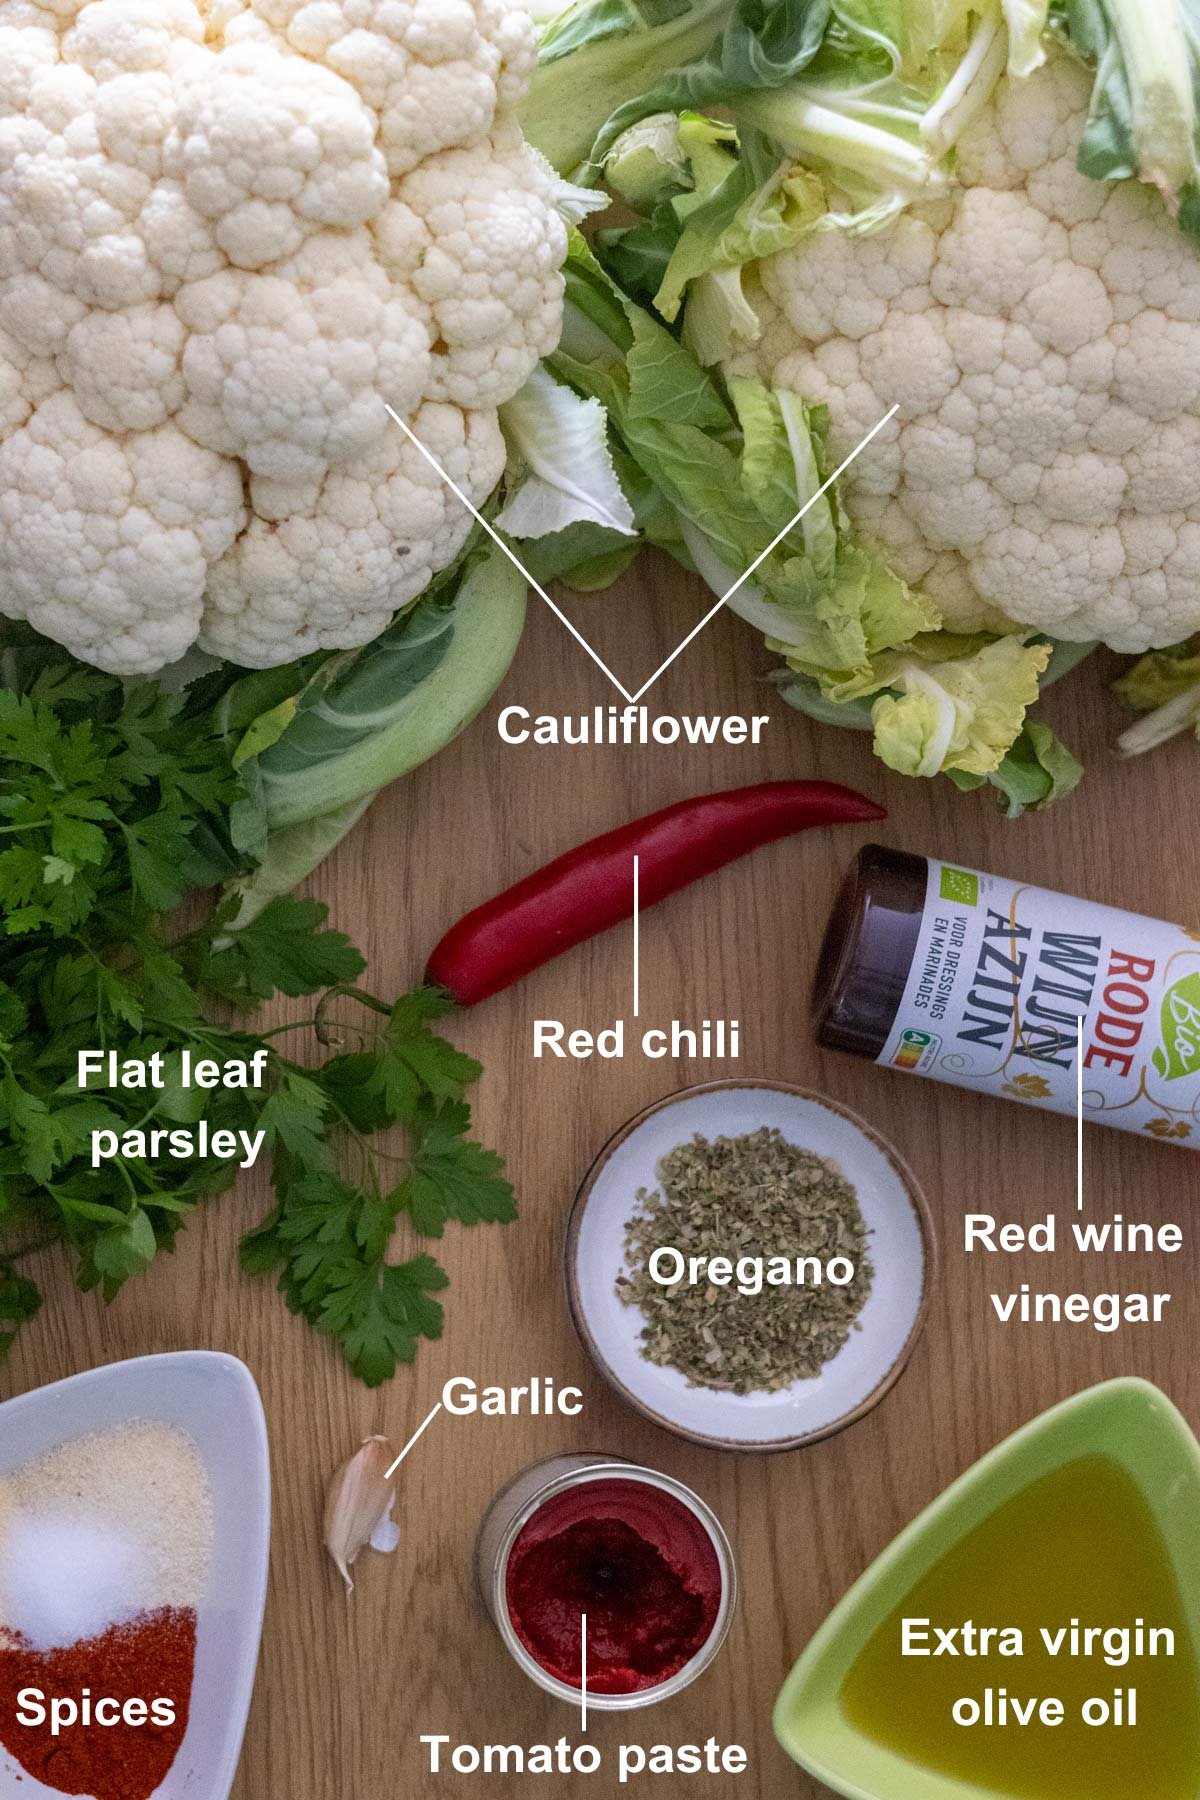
[842,1456,1200,1800]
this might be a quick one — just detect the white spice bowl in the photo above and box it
[566,1081,934,1453]
[0,1351,270,1800]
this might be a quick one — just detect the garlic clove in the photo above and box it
[369,1507,400,1555]
[324,1435,398,1593]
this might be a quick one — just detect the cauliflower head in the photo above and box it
[757,55,1200,655]
[0,0,568,672]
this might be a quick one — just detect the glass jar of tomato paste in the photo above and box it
[475,1454,736,1711]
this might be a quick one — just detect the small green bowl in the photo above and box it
[774,1379,1200,1799]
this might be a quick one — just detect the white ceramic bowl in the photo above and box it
[0,1352,270,1800]
[567,1082,934,1453]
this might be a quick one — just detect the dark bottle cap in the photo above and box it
[814,845,928,1060]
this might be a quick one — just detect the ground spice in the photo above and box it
[2,1423,211,1627]
[617,1127,874,1394]
[0,1607,195,1800]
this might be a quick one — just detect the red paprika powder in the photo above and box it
[0,1607,196,1800]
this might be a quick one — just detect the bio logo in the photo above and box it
[1153,974,1200,1081]
[940,868,979,906]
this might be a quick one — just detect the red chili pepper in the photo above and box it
[426,781,885,1006]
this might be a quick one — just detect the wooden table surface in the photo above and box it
[6,556,1199,1798]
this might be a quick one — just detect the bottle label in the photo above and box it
[877,859,1200,1145]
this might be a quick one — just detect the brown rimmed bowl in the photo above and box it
[565,1080,935,1454]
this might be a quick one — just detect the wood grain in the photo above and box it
[6,554,1200,1798]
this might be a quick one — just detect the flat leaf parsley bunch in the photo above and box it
[0,635,514,1384]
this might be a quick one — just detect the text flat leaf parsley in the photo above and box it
[0,646,514,1385]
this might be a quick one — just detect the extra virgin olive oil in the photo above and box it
[841,1457,1200,1800]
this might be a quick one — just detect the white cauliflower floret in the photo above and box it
[1,96,164,316]
[392,119,569,408]
[0,327,58,431]
[241,0,537,176]
[203,401,504,663]
[164,43,390,268]
[0,25,58,116]
[174,232,431,480]
[761,54,1200,651]
[0,0,90,20]
[0,392,244,671]
[63,0,204,77]
[136,180,225,290]
[0,0,565,671]
[93,71,174,177]
[60,301,186,430]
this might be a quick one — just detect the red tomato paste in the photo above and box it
[504,1478,722,1695]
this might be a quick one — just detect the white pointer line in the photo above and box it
[633,855,640,1021]
[386,403,900,706]
[1077,1015,1084,1212]
[386,1401,443,1479]
[580,1613,589,1734]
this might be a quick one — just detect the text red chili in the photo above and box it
[426,781,885,1006]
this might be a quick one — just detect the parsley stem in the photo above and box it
[338,1121,414,1169]
[314,984,390,1048]
[114,1156,140,1202]
[313,1089,416,1173]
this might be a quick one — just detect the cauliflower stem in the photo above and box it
[1115,635,1200,754]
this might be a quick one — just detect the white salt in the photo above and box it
[0,1422,213,1651]
[2,1512,143,1651]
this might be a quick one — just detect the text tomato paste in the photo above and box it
[504,1478,722,1695]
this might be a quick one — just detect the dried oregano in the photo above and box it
[616,1127,874,1395]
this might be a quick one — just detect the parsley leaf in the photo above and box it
[0,1264,42,1356]
[257,1068,334,1166]
[396,1100,518,1237]
[0,638,515,1381]
[122,810,195,912]
[325,1258,448,1388]
[87,1208,160,1296]
[377,988,483,1106]
[198,896,366,1002]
